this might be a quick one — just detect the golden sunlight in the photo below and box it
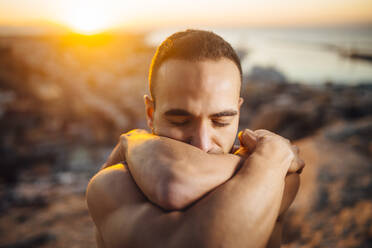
[61,0,113,35]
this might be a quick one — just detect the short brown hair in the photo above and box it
[148,29,242,101]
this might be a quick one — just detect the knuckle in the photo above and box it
[292,145,299,153]
[259,135,272,142]
[255,129,269,136]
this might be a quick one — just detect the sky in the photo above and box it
[0,0,372,33]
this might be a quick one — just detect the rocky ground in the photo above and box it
[0,34,371,247]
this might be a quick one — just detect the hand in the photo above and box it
[119,129,152,163]
[234,129,258,157]
[102,129,149,169]
[238,129,305,174]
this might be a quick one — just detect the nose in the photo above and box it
[190,120,212,152]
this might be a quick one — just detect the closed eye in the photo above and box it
[210,110,236,127]
[212,120,230,127]
[169,119,191,126]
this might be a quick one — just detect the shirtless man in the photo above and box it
[86,29,305,248]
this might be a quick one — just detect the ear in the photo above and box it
[144,95,155,131]
[238,97,244,110]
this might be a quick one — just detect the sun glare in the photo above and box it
[62,1,113,35]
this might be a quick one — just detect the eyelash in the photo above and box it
[213,121,230,127]
[169,120,230,127]
[170,120,190,126]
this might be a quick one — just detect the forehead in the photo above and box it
[154,58,241,113]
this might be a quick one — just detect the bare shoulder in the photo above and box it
[86,164,185,247]
[86,164,146,225]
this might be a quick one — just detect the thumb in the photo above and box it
[238,129,257,152]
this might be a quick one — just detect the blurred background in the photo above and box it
[0,0,371,247]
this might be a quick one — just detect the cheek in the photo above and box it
[155,124,186,141]
[215,121,239,151]
[222,127,238,144]
[153,113,188,141]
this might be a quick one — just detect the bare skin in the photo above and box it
[102,129,302,214]
[87,129,304,248]
[87,129,303,247]
[87,58,305,247]
[102,130,243,210]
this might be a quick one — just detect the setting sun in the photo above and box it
[61,0,113,35]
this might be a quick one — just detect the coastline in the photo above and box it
[0,33,371,247]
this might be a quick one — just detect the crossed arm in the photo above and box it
[102,130,301,214]
[104,131,243,210]
[87,129,303,247]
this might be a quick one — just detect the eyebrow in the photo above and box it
[164,109,237,117]
[164,109,192,116]
[210,110,238,118]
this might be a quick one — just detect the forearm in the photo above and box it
[91,130,299,248]
[266,173,300,248]
[126,134,243,210]
[90,151,289,248]
[179,153,288,248]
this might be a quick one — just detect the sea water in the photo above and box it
[146,25,372,85]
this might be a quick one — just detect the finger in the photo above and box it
[239,129,257,151]
[254,129,274,138]
[254,130,279,143]
[254,129,290,141]
[298,158,305,171]
[291,145,299,155]
[288,157,305,173]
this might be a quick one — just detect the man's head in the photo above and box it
[144,29,243,154]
